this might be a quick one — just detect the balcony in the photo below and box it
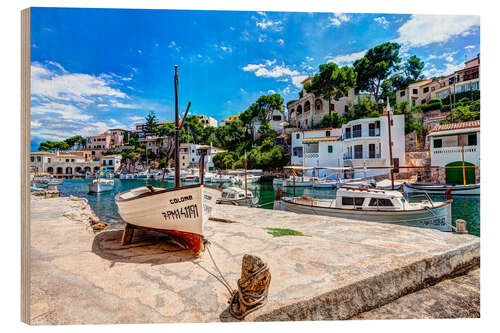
[431,146,478,155]
[305,153,320,159]
[344,152,381,160]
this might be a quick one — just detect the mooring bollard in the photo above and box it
[228,254,271,320]
[456,219,468,234]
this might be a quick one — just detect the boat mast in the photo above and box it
[98,155,101,184]
[386,98,394,190]
[460,135,466,186]
[174,65,180,188]
[244,151,248,196]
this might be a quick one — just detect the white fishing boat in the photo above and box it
[115,65,223,255]
[88,178,115,193]
[282,176,317,187]
[275,187,453,232]
[216,187,258,206]
[116,184,221,254]
[404,182,480,196]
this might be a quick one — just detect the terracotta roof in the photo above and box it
[429,120,480,134]
[303,135,342,143]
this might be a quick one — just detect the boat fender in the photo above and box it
[275,188,282,201]
[445,188,452,200]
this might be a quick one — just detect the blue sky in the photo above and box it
[30,8,480,151]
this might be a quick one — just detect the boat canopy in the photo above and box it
[283,166,314,170]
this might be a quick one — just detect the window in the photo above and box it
[412,99,416,106]
[329,103,335,111]
[412,89,418,95]
[342,197,354,205]
[109,160,113,165]
[353,124,362,138]
[369,198,394,207]
[30,156,34,162]
[296,133,300,140]
[326,130,330,137]
[433,139,442,148]
[468,133,477,146]
[66,159,69,162]
[354,144,363,159]
[355,198,364,206]
[328,145,333,153]
[369,143,376,158]
[37,156,41,162]
[272,115,282,121]
[400,90,405,97]
[344,105,349,112]
[423,87,429,93]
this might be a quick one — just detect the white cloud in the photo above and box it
[325,50,366,65]
[465,45,476,49]
[422,62,464,78]
[327,13,350,27]
[229,26,235,31]
[291,75,309,88]
[305,56,314,62]
[31,62,127,104]
[256,18,282,30]
[31,120,41,128]
[426,51,457,62]
[374,16,389,27]
[267,90,276,94]
[396,15,480,48]
[128,116,143,122]
[243,60,306,87]
[219,45,232,53]
[31,102,92,120]
[258,34,267,43]
[111,102,140,109]
[277,39,284,46]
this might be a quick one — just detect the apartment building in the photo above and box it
[196,115,218,128]
[219,113,240,127]
[30,151,99,177]
[101,154,123,173]
[396,53,480,105]
[287,77,363,130]
[342,113,406,178]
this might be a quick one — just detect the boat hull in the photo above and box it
[115,184,222,253]
[217,197,258,206]
[88,182,114,193]
[276,198,453,232]
[404,183,480,195]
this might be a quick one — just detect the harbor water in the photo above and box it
[53,178,480,236]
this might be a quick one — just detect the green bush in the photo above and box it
[428,98,442,105]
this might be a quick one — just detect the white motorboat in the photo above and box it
[275,186,453,232]
[404,182,480,196]
[232,174,260,184]
[376,179,404,190]
[272,177,286,186]
[312,179,339,188]
[216,187,258,206]
[210,174,233,183]
[88,179,114,193]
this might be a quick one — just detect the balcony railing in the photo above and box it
[352,130,362,138]
[344,133,351,139]
[369,129,381,137]
[344,152,382,160]
[432,146,478,155]
[306,153,320,159]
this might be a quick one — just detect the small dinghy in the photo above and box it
[217,187,258,206]
[404,182,480,195]
[275,186,453,231]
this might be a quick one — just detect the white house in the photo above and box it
[101,154,122,173]
[427,120,480,184]
[342,113,406,178]
[291,128,343,178]
[187,143,227,171]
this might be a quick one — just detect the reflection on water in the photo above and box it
[54,179,480,236]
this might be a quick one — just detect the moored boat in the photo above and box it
[216,187,258,206]
[115,184,221,254]
[404,182,480,195]
[88,179,114,193]
[275,186,453,232]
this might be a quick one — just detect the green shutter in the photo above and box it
[468,134,477,146]
[296,133,300,139]
[433,139,442,148]
[328,145,333,153]
[326,130,330,137]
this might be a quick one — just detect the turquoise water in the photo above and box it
[54,179,480,236]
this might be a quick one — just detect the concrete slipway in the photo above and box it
[29,196,479,324]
